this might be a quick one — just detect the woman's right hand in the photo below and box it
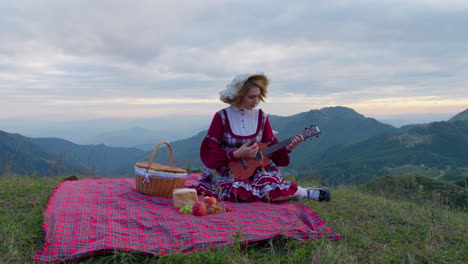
[233,141,258,159]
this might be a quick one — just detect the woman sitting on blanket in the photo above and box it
[193,73,331,203]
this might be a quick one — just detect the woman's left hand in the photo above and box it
[285,135,304,152]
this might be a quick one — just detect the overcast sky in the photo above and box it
[1,0,467,125]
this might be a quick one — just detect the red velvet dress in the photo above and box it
[192,108,298,202]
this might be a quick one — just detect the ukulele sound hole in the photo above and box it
[254,153,263,161]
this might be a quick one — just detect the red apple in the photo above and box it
[207,205,216,214]
[204,196,217,206]
[192,201,207,216]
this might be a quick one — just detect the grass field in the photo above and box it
[0,174,466,264]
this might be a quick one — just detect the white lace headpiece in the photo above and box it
[219,73,267,102]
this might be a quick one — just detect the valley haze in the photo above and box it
[0,108,457,149]
[2,106,466,186]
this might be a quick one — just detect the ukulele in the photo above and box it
[228,125,321,179]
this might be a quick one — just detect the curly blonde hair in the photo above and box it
[220,74,269,106]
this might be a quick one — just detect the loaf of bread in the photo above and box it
[172,188,198,208]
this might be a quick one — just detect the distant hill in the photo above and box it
[306,118,468,185]
[0,131,85,177]
[380,163,468,183]
[272,107,397,168]
[1,115,210,148]
[88,126,165,149]
[32,138,147,177]
[87,125,207,150]
[2,107,467,184]
[168,131,206,169]
[360,174,467,209]
[157,106,397,170]
[449,108,468,122]
[112,132,208,175]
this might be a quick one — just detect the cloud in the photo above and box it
[46,97,219,105]
[0,0,467,121]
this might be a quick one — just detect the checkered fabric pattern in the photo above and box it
[34,174,341,262]
[196,109,296,201]
[219,108,268,149]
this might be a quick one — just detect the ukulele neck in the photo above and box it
[261,137,295,157]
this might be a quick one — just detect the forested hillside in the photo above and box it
[32,138,147,176]
[1,107,467,185]
[449,108,468,121]
[165,106,397,169]
[302,119,468,185]
[0,131,85,176]
[273,107,397,170]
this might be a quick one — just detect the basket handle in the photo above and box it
[146,141,173,169]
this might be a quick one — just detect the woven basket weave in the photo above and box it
[135,142,187,197]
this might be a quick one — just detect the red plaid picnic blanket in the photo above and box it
[34,174,341,262]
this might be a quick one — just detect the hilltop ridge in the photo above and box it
[1,107,467,185]
[450,108,468,121]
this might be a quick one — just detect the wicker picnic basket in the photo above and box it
[135,142,187,198]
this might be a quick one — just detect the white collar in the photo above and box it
[231,105,254,113]
[226,105,259,136]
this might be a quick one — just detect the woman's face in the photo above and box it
[240,86,261,110]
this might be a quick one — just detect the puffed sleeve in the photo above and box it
[262,115,290,167]
[200,112,236,168]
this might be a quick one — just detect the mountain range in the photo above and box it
[0,115,210,148]
[1,107,467,186]
[304,116,468,185]
[0,130,86,177]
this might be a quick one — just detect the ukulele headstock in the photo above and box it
[301,125,321,140]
